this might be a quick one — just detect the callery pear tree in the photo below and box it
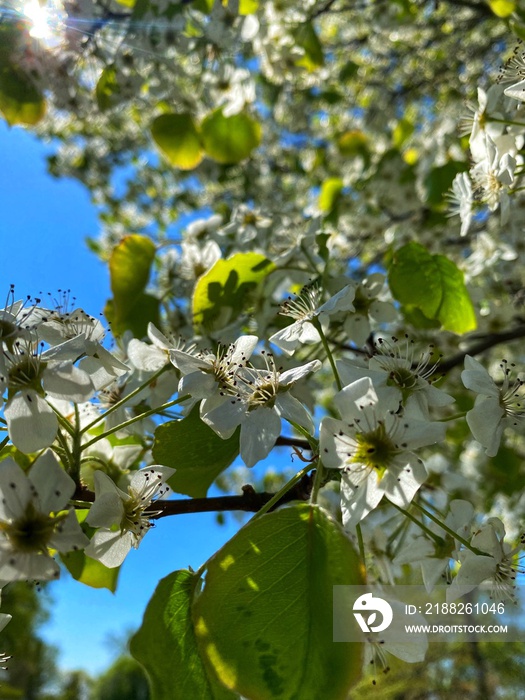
[1,0,525,697]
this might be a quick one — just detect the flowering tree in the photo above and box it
[1,0,525,696]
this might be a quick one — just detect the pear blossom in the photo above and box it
[202,353,321,468]
[461,355,525,457]
[338,336,454,420]
[470,135,516,224]
[170,335,258,414]
[1,339,95,453]
[320,378,446,528]
[343,274,397,347]
[446,172,474,237]
[85,466,175,568]
[0,451,89,581]
[269,282,356,356]
[447,518,524,603]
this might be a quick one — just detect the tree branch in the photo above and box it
[73,471,315,518]
[436,324,525,374]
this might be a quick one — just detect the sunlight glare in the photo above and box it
[23,0,65,45]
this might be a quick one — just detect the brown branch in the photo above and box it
[436,324,525,374]
[148,473,315,519]
[73,472,315,518]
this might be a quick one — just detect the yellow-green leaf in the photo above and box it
[0,62,45,126]
[151,113,203,170]
[294,22,324,70]
[201,110,261,164]
[488,0,515,18]
[96,65,120,112]
[388,242,477,334]
[105,234,159,337]
[319,177,344,213]
[193,252,274,330]
[193,504,364,699]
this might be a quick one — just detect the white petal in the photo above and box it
[4,392,58,453]
[85,530,133,568]
[275,392,314,433]
[466,397,504,456]
[49,510,90,552]
[127,339,167,372]
[340,470,384,529]
[0,458,32,519]
[29,450,76,512]
[202,399,246,439]
[44,362,94,402]
[382,455,427,507]
[240,407,282,468]
[279,359,321,386]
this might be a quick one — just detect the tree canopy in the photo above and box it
[1,0,525,697]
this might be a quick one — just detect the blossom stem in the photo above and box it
[80,365,170,435]
[310,316,342,391]
[0,435,9,454]
[81,394,191,449]
[489,117,525,128]
[310,458,324,504]
[412,501,488,556]
[390,502,445,545]
[251,464,312,520]
[355,523,366,566]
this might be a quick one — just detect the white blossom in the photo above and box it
[85,466,175,568]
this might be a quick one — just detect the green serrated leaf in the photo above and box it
[151,113,203,170]
[193,504,364,700]
[201,110,261,164]
[152,407,240,497]
[0,61,45,126]
[388,242,477,334]
[105,235,159,337]
[193,252,274,330]
[130,570,237,700]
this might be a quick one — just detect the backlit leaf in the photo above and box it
[151,113,204,170]
[201,110,261,164]
[193,504,364,700]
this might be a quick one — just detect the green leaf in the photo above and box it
[193,504,364,700]
[393,117,414,148]
[424,161,468,206]
[239,0,259,13]
[201,110,261,164]
[193,252,274,330]
[130,570,237,700]
[294,22,324,70]
[60,511,120,592]
[388,242,477,334]
[96,65,120,112]
[318,177,344,214]
[105,234,159,337]
[152,407,240,497]
[151,113,204,170]
[488,0,515,17]
[0,62,45,126]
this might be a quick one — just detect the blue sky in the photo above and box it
[0,121,242,675]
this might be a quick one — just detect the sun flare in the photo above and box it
[22,0,65,45]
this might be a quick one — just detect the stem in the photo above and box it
[81,395,190,450]
[250,464,312,521]
[489,117,525,128]
[310,458,324,504]
[390,502,445,546]
[310,316,342,391]
[355,523,366,565]
[0,435,10,454]
[80,365,170,435]
[412,501,488,556]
